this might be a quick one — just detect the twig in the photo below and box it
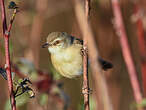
[0,0,17,110]
[111,0,143,109]
[8,9,18,32]
[73,0,113,110]
[82,0,90,110]
[133,2,146,97]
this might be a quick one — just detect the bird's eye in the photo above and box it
[53,40,60,45]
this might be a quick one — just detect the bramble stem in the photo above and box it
[0,0,17,110]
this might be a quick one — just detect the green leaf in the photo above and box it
[39,93,48,106]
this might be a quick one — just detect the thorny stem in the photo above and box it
[111,0,143,109]
[82,0,90,110]
[0,0,17,110]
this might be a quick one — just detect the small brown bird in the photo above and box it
[42,32,113,78]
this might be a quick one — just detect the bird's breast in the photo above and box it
[50,45,83,78]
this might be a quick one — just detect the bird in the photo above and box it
[42,32,113,78]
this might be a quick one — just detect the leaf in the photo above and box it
[5,92,30,110]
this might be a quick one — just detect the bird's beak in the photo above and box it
[42,42,49,48]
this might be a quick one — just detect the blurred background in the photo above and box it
[0,0,146,110]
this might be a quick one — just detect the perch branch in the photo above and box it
[74,0,113,110]
[111,0,143,109]
[82,0,91,110]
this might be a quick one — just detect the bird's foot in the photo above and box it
[80,47,88,56]
[82,87,92,94]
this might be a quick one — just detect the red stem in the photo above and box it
[111,0,143,108]
[4,35,16,110]
[0,0,7,32]
[0,0,16,110]
[134,4,146,97]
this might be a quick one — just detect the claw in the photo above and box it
[80,47,88,56]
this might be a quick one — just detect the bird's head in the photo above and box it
[42,32,70,54]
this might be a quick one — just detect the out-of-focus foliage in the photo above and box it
[39,93,48,106]
[89,96,96,110]
[130,98,146,109]
[78,96,96,110]
[14,58,38,81]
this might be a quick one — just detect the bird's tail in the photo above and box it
[98,57,113,71]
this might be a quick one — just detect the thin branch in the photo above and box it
[8,9,18,32]
[0,0,17,110]
[111,0,143,109]
[74,0,113,110]
[82,0,90,109]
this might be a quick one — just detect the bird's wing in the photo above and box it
[70,35,113,71]
[70,36,83,45]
